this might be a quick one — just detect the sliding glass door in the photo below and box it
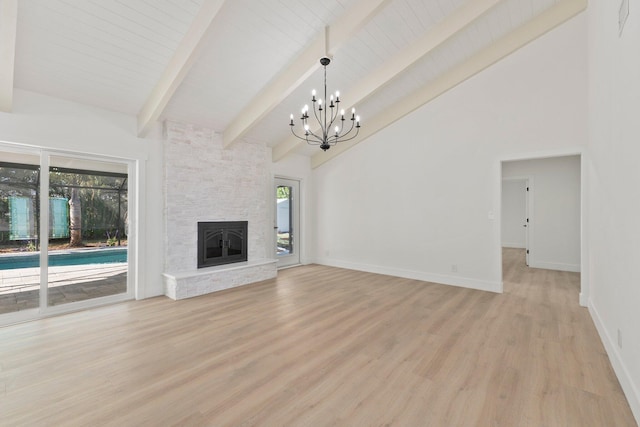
[0,152,41,315]
[0,146,133,322]
[46,155,129,308]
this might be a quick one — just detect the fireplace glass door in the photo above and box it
[198,221,247,268]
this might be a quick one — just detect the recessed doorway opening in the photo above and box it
[499,153,584,305]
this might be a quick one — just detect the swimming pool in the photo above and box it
[0,248,127,270]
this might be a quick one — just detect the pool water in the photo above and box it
[0,248,127,270]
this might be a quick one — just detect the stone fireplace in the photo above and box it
[162,121,277,300]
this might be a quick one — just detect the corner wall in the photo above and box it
[587,0,640,420]
[312,14,587,292]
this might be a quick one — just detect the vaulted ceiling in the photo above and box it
[1,0,585,166]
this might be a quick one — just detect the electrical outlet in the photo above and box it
[617,329,622,349]
[451,264,458,273]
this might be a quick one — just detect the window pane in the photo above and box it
[0,157,41,314]
[276,185,293,256]
[47,156,128,307]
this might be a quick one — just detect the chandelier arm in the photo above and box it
[340,118,355,137]
[289,127,310,142]
[311,102,323,136]
[290,126,322,144]
[333,123,358,143]
[305,128,324,142]
[333,127,360,144]
[335,119,345,136]
[327,106,341,132]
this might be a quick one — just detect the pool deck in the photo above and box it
[0,263,127,314]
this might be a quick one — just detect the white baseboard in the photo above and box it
[529,260,580,272]
[589,301,640,424]
[314,258,502,293]
[579,292,587,307]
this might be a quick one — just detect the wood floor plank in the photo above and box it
[0,248,636,426]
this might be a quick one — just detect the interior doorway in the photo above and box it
[499,154,584,304]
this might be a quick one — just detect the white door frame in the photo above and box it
[274,177,301,268]
[0,142,137,326]
[496,148,588,307]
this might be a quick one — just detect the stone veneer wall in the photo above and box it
[163,121,275,297]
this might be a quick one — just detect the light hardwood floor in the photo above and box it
[0,249,636,426]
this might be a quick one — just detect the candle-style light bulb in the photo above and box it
[318,99,322,105]
[340,109,345,116]
[334,125,339,135]
[312,89,316,96]
[336,91,340,98]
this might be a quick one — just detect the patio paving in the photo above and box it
[0,263,127,314]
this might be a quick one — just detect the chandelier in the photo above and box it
[289,57,360,151]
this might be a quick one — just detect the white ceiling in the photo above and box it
[10,0,577,160]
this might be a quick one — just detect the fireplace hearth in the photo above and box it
[197,221,248,268]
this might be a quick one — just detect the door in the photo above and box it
[501,178,530,266]
[46,154,130,308]
[275,178,300,268]
[0,150,42,317]
[0,145,133,325]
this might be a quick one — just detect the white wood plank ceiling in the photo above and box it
[7,0,584,164]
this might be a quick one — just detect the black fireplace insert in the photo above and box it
[197,221,248,268]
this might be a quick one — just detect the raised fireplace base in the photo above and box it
[163,259,277,300]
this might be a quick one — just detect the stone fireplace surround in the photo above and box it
[162,121,276,300]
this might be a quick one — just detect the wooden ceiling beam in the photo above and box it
[222,0,392,149]
[273,0,504,162]
[137,0,226,138]
[0,0,18,113]
[310,0,587,169]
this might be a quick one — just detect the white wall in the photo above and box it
[587,0,640,420]
[0,89,165,299]
[503,156,581,272]
[501,179,527,248]
[312,14,587,292]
